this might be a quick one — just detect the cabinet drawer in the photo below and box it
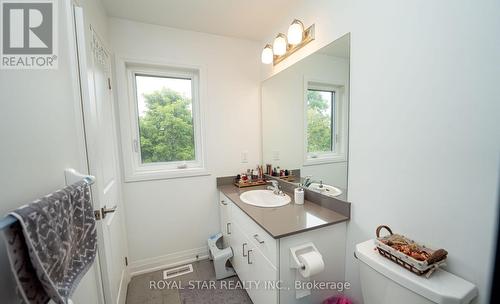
[230,203,277,266]
[220,192,230,206]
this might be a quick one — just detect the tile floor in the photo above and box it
[126,259,253,304]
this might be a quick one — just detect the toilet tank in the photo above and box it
[355,240,477,304]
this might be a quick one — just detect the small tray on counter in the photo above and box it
[234,180,267,188]
[278,175,296,182]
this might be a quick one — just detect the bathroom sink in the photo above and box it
[308,183,342,197]
[239,190,291,208]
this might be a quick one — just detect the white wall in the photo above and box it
[0,0,108,303]
[261,0,500,303]
[108,18,262,268]
[262,53,349,189]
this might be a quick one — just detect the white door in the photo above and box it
[74,7,128,304]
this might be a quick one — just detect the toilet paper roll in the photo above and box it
[298,251,325,278]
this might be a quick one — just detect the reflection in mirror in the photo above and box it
[262,34,350,201]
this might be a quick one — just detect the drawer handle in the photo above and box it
[247,249,253,264]
[253,234,264,244]
[221,200,228,206]
[226,223,231,235]
[242,243,247,257]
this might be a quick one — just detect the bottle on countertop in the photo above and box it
[253,165,260,180]
[266,164,272,175]
[258,165,263,180]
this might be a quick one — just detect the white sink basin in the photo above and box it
[308,183,343,197]
[240,190,291,208]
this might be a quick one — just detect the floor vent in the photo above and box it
[163,264,193,280]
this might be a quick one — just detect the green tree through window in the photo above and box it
[307,90,334,153]
[138,87,195,163]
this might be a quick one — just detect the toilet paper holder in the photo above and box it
[290,242,321,270]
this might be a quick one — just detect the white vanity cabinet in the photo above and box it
[219,191,347,304]
[219,192,279,303]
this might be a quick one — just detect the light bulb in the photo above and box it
[287,19,304,45]
[273,33,287,56]
[261,44,273,64]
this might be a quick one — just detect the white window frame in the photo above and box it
[303,78,348,166]
[115,57,208,182]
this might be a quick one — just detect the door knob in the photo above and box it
[101,205,117,218]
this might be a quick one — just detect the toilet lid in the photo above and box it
[355,240,478,304]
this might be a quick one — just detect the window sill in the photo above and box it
[124,167,210,183]
[304,154,346,166]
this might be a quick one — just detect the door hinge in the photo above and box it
[125,257,128,266]
[107,78,112,90]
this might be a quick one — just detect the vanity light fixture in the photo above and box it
[287,19,304,45]
[261,44,274,64]
[273,33,287,56]
[261,19,315,65]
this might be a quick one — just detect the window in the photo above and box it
[304,81,347,165]
[135,74,195,164]
[307,89,335,153]
[118,61,206,181]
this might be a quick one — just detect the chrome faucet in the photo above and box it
[302,176,324,189]
[267,180,284,196]
[302,175,313,187]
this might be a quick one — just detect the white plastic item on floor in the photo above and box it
[208,232,236,280]
[355,239,478,304]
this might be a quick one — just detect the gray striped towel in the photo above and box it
[2,180,97,304]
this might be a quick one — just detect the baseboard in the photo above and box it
[129,246,209,277]
[116,267,130,304]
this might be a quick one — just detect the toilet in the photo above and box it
[355,240,478,304]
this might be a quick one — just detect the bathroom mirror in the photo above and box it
[261,34,350,201]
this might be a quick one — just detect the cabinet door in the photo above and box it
[219,193,231,246]
[246,246,278,304]
[230,222,249,282]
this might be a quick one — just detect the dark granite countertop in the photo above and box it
[218,184,349,239]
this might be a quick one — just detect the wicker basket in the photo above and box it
[374,225,448,277]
